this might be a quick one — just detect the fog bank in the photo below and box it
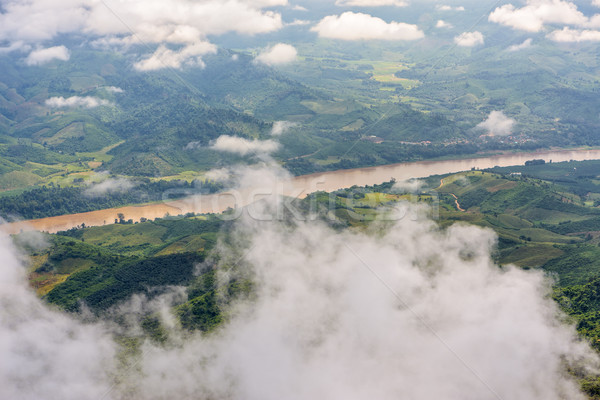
[0,195,597,399]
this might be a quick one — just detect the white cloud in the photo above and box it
[0,1,88,43]
[489,0,592,32]
[210,135,280,155]
[45,96,112,109]
[437,5,465,11]
[103,86,124,93]
[292,5,308,11]
[84,178,136,197]
[454,31,484,47]
[436,20,453,28]
[476,111,516,136]
[0,0,286,42]
[311,12,424,41]
[594,0,600,7]
[254,43,298,66]
[134,42,217,71]
[0,0,286,68]
[24,45,70,65]
[287,19,311,26]
[271,121,298,136]
[547,27,600,41]
[507,38,533,51]
[335,0,408,6]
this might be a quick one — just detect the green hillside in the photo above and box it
[3,38,599,196]
[17,158,600,397]
[24,160,600,327]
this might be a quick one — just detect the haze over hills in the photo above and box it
[1,0,600,190]
[4,0,600,399]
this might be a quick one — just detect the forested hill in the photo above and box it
[19,159,600,398]
[0,45,545,191]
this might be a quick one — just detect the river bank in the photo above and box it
[5,148,600,234]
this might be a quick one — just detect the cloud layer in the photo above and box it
[0,187,597,399]
[132,199,597,399]
[311,12,424,41]
[0,0,287,69]
[0,0,287,43]
[3,0,600,66]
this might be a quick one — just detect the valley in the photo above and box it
[13,157,600,398]
[3,0,600,398]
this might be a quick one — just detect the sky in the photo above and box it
[1,0,600,70]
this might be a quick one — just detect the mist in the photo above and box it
[391,178,425,193]
[0,232,115,400]
[45,96,112,109]
[84,177,136,197]
[1,169,598,399]
[476,111,516,136]
[210,135,280,156]
[270,121,298,136]
[132,200,596,400]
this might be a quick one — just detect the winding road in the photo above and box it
[438,178,465,212]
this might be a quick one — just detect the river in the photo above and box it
[5,148,600,234]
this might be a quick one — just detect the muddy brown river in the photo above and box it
[5,148,600,234]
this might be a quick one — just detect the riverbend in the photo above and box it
[5,148,600,234]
